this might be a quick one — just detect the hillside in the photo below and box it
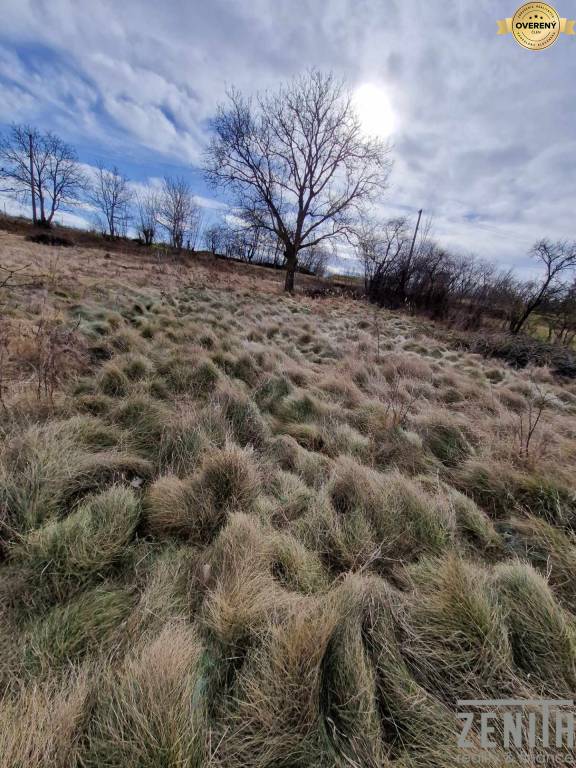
[2,231,576,767]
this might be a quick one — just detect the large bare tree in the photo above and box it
[205,71,391,291]
[0,124,85,226]
[89,163,133,238]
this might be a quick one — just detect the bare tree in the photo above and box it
[0,124,85,226]
[157,176,199,250]
[203,223,226,254]
[509,240,576,334]
[299,242,330,276]
[359,216,409,297]
[136,188,160,245]
[188,205,204,252]
[90,163,133,238]
[205,70,391,292]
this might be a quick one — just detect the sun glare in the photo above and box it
[353,82,396,139]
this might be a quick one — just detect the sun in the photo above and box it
[353,82,396,139]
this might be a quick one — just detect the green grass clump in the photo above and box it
[266,469,314,522]
[25,586,132,672]
[418,417,474,467]
[215,383,269,448]
[157,412,203,476]
[503,516,576,611]
[192,445,260,521]
[328,458,453,565]
[254,375,292,413]
[268,530,328,594]
[456,460,576,524]
[403,554,515,703]
[97,362,130,397]
[14,486,140,597]
[492,562,576,694]
[0,421,149,534]
[118,353,155,381]
[112,395,171,457]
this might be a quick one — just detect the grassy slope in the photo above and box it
[2,232,576,766]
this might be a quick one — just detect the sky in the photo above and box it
[0,0,575,276]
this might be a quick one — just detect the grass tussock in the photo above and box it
[13,486,140,597]
[25,586,132,672]
[78,621,205,767]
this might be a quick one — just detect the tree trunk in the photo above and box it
[28,133,37,225]
[284,247,298,292]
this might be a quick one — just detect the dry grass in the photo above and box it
[2,230,576,764]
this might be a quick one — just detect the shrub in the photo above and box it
[462,331,576,378]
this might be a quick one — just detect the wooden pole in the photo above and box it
[407,208,422,264]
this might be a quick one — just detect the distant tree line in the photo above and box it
[358,214,576,339]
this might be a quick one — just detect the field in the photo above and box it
[2,229,576,767]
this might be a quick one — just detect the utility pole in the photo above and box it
[407,208,423,264]
[28,132,37,225]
